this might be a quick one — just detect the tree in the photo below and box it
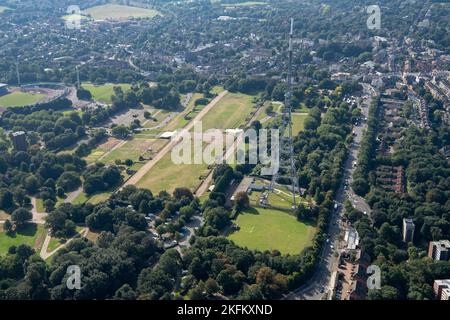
[0,189,15,211]
[234,192,250,211]
[11,208,33,227]
[114,284,137,300]
[352,178,369,196]
[205,278,219,296]
[112,125,131,139]
[76,87,92,100]
[3,219,13,234]
[57,172,82,192]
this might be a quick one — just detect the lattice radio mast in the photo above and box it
[268,18,298,210]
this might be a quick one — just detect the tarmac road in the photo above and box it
[284,84,375,300]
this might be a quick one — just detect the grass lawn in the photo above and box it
[100,137,165,165]
[83,137,122,164]
[0,224,46,255]
[83,4,161,21]
[87,192,112,205]
[73,192,88,205]
[47,226,84,253]
[136,146,210,194]
[0,91,46,107]
[72,191,111,205]
[291,113,308,136]
[82,82,131,104]
[227,207,316,255]
[201,92,254,131]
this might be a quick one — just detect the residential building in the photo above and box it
[0,83,8,96]
[402,218,415,243]
[428,240,450,261]
[433,279,450,300]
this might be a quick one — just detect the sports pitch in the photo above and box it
[83,4,161,21]
[0,91,46,107]
[100,138,166,165]
[136,145,210,194]
[201,92,254,131]
[227,207,316,255]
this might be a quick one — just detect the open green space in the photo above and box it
[227,207,315,255]
[72,191,111,206]
[136,145,210,194]
[83,137,123,164]
[201,92,254,131]
[0,224,45,255]
[82,82,131,104]
[291,113,308,136]
[100,137,165,166]
[0,91,46,107]
[83,4,161,21]
[47,226,84,253]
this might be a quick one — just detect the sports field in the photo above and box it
[100,137,166,165]
[82,82,131,103]
[136,143,210,194]
[227,207,316,255]
[0,224,45,255]
[0,91,46,107]
[83,4,161,21]
[201,92,254,131]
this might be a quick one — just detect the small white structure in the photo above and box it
[159,131,176,139]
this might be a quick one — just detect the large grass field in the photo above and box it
[136,92,253,194]
[100,137,166,165]
[227,207,316,255]
[82,82,131,104]
[136,143,210,194]
[0,224,45,255]
[201,92,255,131]
[83,4,161,21]
[0,91,46,107]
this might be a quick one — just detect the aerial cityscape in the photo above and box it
[0,0,449,303]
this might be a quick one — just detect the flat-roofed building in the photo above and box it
[428,240,450,261]
[433,279,450,300]
[403,218,415,243]
[0,83,8,96]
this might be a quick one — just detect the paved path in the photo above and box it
[124,91,228,188]
[31,197,46,224]
[64,187,83,204]
[40,228,89,260]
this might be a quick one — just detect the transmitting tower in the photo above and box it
[268,18,298,210]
